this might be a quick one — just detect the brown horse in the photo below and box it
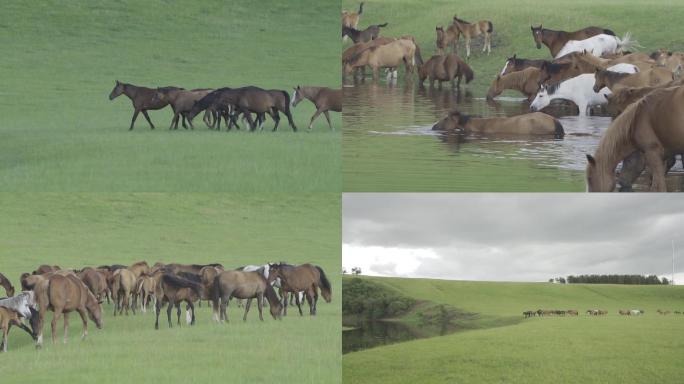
[212,270,283,322]
[0,272,14,297]
[432,110,564,138]
[0,307,22,352]
[267,263,331,316]
[111,268,136,316]
[608,52,657,71]
[342,23,388,43]
[128,261,150,279]
[531,25,614,57]
[291,86,342,130]
[33,273,103,347]
[593,67,673,92]
[418,54,473,89]
[342,38,396,78]
[77,268,108,302]
[199,265,223,307]
[153,88,214,129]
[586,86,684,191]
[342,2,364,37]
[109,81,180,130]
[344,38,417,80]
[452,15,493,58]
[435,25,461,55]
[619,309,630,315]
[500,54,546,76]
[651,49,684,71]
[154,274,202,329]
[33,265,60,275]
[487,67,542,101]
[133,274,155,313]
[538,61,583,86]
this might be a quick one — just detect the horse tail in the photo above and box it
[487,21,493,34]
[358,2,363,15]
[603,28,615,36]
[460,60,475,83]
[616,32,640,53]
[161,274,202,298]
[211,275,221,320]
[414,42,424,66]
[553,119,565,139]
[377,22,388,28]
[281,90,292,114]
[314,266,332,303]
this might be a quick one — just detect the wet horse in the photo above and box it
[109,81,181,130]
[344,38,417,80]
[451,15,492,58]
[531,25,614,57]
[267,263,332,316]
[418,54,473,89]
[487,67,542,101]
[291,86,342,130]
[433,110,564,138]
[531,74,613,116]
[212,270,283,322]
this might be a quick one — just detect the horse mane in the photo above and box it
[545,81,562,95]
[542,61,570,75]
[453,16,470,25]
[595,93,644,166]
[177,272,202,283]
[601,70,630,82]
[161,274,202,296]
[263,284,281,307]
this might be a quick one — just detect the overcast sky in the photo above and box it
[343,194,684,285]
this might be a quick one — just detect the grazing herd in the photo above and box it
[341,2,684,191]
[109,81,341,132]
[0,261,332,352]
[524,308,684,318]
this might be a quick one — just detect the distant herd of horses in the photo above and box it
[523,308,683,318]
[341,2,684,192]
[108,82,342,132]
[0,261,331,352]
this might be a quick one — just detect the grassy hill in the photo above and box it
[342,0,684,95]
[0,0,340,192]
[0,194,341,383]
[343,276,684,384]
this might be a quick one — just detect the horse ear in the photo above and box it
[586,154,596,166]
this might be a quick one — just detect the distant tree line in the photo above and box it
[343,277,415,319]
[557,274,671,285]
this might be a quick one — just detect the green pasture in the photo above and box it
[0,193,341,383]
[343,276,684,384]
[0,0,341,192]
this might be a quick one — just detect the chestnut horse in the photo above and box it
[291,86,342,130]
[435,25,461,55]
[531,25,614,57]
[452,15,493,58]
[0,272,14,297]
[586,86,684,191]
[418,54,473,89]
[111,268,136,316]
[432,110,564,138]
[267,263,331,316]
[487,67,542,101]
[0,307,22,352]
[108,81,181,130]
[593,67,674,92]
[212,270,283,322]
[77,267,108,302]
[344,38,417,80]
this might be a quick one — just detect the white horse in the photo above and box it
[530,64,638,116]
[630,309,643,316]
[555,33,638,59]
[0,292,38,346]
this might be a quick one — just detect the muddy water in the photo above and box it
[342,80,684,192]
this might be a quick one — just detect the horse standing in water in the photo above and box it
[109,81,180,130]
[451,16,493,59]
[267,263,332,316]
[0,273,15,297]
[530,25,615,57]
[291,86,342,130]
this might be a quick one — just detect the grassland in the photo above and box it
[0,193,341,383]
[0,0,340,192]
[343,276,684,384]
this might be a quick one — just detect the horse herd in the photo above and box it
[524,308,684,318]
[0,261,332,352]
[108,81,342,132]
[341,3,684,192]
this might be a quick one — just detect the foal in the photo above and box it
[451,15,493,58]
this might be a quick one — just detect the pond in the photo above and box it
[343,319,460,354]
[342,80,684,192]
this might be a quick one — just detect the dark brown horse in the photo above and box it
[33,273,103,347]
[531,25,615,57]
[267,263,331,316]
[499,54,546,76]
[109,81,181,130]
[212,270,282,322]
[153,88,214,130]
[0,272,14,297]
[291,86,342,130]
[342,23,388,43]
[154,274,202,329]
[538,61,583,85]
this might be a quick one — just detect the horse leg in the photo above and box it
[285,110,297,131]
[242,108,256,131]
[176,303,181,326]
[644,147,668,191]
[257,293,264,321]
[154,300,162,330]
[141,110,155,129]
[129,109,140,130]
[323,111,333,131]
[2,326,7,352]
[308,109,323,131]
[182,114,189,130]
[36,309,46,348]
[295,292,303,316]
[243,298,253,322]
[51,310,61,344]
[282,291,289,316]
[170,112,179,130]
[220,295,228,322]
[76,308,88,340]
[185,114,194,130]
[166,301,174,328]
[62,312,69,343]
[124,294,129,316]
[466,38,471,59]
[188,301,196,325]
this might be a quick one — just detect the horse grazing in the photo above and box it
[531,25,615,57]
[0,273,14,297]
[451,15,492,58]
[342,2,364,40]
[77,267,108,302]
[432,110,564,138]
[618,309,630,316]
[111,268,136,316]
[531,74,612,116]
[586,86,684,192]
[152,88,214,130]
[212,270,283,322]
[267,263,332,316]
[555,33,638,59]
[342,23,387,43]
[499,54,546,76]
[435,25,461,55]
[593,67,673,92]
[109,81,180,130]
[33,273,103,347]
[154,274,202,329]
[344,38,417,80]
[291,86,342,131]
[487,67,541,101]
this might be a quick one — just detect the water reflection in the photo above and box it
[343,320,459,354]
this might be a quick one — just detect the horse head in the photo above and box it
[585,154,616,192]
[109,80,124,100]
[432,110,469,131]
[531,24,543,49]
[291,86,304,107]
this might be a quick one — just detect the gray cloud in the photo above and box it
[343,194,684,283]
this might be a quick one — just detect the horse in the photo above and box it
[111,268,136,316]
[291,86,342,131]
[154,274,202,329]
[487,67,542,101]
[342,2,364,40]
[531,74,612,116]
[593,67,674,92]
[344,38,417,80]
[266,89,298,131]
[33,273,102,347]
[586,86,684,192]
[619,309,630,316]
[531,25,615,57]
[212,270,283,322]
[77,267,108,302]
[651,49,684,71]
[162,263,223,276]
[199,265,223,308]
[0,292,39,346]
[538,61,584,86]
[432,110,564,138]
[127,261,150,279]
[33,265,60,275]
[342,23,387,43]
[267,263,331,316]
[523,310,536,318]
[0,273,14,297]
[567,310,579,316]
[451,15,492,58]
[630,309,643,316]
[555,33,638,59]
[435,25,461,55]
[133,274,155,313]
[109,81,181,130]
[152,88,214,130]
[0,307,22,352]
[499,54,546,76]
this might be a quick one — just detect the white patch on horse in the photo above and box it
[500,61,509,76]
[291,90,297,106]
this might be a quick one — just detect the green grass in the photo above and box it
[0,193,341,383]
[0,0,341,192]
[343,276,684,384]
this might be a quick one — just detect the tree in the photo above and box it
[351,267,362,275]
